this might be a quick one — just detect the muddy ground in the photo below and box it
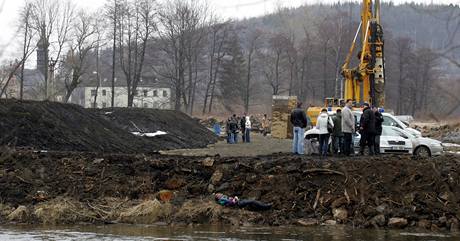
[1,148,459,232]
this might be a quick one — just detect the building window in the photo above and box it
[91,89,97,96]
[102,102,107,108]
[163,90,168,97]
[143,103,148,108]
[92,102,98,108]
[143,90,148,97]
[102,90,106,96]
[153,90,158,97]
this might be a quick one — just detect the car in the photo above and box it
[352,111,422,137]
[354,126,443,157]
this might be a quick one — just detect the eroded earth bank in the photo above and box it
[1,149,459,232]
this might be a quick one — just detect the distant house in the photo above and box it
[70,78,172,109]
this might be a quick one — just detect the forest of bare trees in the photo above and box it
[1,0,460,118]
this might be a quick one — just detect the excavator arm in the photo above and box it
[341,0,385,107]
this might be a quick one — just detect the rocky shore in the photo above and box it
[1,148,459,232]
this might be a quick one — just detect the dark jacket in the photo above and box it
[290,108,308,128]
[375,111,384,135]
[360,107,376,134]
[332,112,343,136]
[229,117,238,133]
[240,117,246,131]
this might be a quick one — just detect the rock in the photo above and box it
[324,220,337,225]
[439,192,449,201]
[7,206,29,222]
[202,157,214,167]
[417,219,431,229]
[388,217,408,228]
[207,184,215,193]
[332,208,348,221]
[331,197,347,208]
[439,216,448,226]
[216,182,229,192]
[376,204,388,214]
[431,223,441,232]
[93,158,104,164]
[371,214,386,227]
[210,170,223,185]
[158,190,174,202]
[449,218,459,232]
[165,177,186,190]
[297,218,318,226]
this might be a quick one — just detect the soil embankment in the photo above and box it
[93,108,218,150]
[0,100,217,153]
[1,149,459,232]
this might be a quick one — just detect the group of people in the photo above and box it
[290,99,383,157]
[226,114,252,144]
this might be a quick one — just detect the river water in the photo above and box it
[0,224,457,241]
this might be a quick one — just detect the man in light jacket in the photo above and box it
[290,102,308,154]
[341,99,355,156]
[316,108,334,157]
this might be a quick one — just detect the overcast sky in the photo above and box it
[1,0,460,62]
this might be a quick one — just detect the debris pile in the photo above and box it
[0,100,217,152]
[417,122,460,144]
[1,149,459,232]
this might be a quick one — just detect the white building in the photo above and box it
[70,79,171,109]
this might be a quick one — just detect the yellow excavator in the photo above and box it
[307,0,385,125]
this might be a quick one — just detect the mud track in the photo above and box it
[1,149,459,231]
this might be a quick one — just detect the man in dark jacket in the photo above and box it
[373,107,384,155]
[240,115,246,142]
[228,114,239,144]
[359,103,376,155]
[290,102,308,154]
[332,109,344,154]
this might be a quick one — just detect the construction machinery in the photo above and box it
[307,0,385,125]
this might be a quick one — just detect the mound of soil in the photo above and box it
[93,108,218,150]
[0,100,216,153]
[1,149,459,232]
[417,122,460,144]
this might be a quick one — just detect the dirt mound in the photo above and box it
[93,108,218,149]
[1,149,460,231]
[417,122,460,144]
[0,100,217,153]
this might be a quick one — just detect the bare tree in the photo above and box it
[202,21,229,114]
[62,11,98,103]
[157,0,209,111]
[117,0,156,107]
[19,2,37,100]
[30,0,75,99]
[243,29,262,113]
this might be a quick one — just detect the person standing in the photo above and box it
[240,114,246,142]
[359,103,376,155]
[244,116,252,143]
[230,114,239,144]
[316,108,334,157]
[373,107,384,155]
[290,102,308,154]
[226,117,232,144]
[262,114,270,136]
[332,109,344,155]
[341,99,355,156]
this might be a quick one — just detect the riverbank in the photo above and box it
[1,149,459,232]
